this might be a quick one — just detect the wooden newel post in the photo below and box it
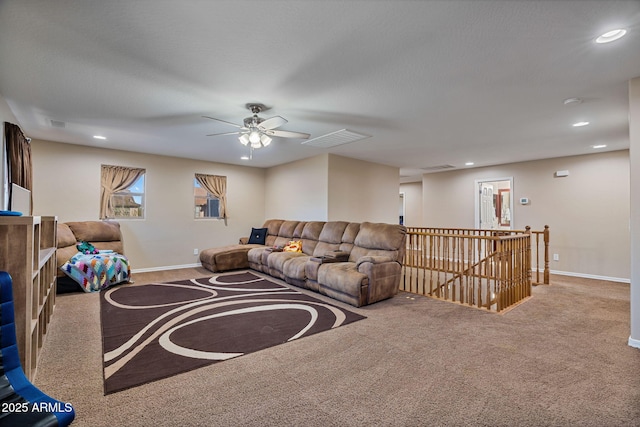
[543,225,550,285]
[524,226,532,287]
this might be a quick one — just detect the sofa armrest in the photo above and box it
[322,250,350,262]
[356,255,393,268]
[239,237,249,244]
[356,256,402,304]
[306,257,321,282]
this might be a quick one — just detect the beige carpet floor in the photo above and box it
[34,268,640,426]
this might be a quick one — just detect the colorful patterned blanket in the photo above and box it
[60,251,130,292]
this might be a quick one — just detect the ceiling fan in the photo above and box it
[204,103,310,150]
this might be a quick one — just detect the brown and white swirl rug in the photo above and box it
[100,271,366,394]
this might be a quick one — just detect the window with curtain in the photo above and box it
[194,173,227,220]
[4,122,33,214]
[100,165,146,219]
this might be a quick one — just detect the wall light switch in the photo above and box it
[553,253,559,261]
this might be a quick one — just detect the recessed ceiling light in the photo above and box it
[563,97,583,106]
[592,144,607,149]
[240,156,250,160]
[465,162,474,166]
[596,29,627,44]
[573,121,590,127]
[93,135,107,140]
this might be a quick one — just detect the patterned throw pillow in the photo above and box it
[283,240,303,252]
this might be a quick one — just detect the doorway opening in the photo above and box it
[474,177,513,230]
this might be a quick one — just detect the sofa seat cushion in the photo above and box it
[57,245,81,273]
[200,244,263,272]
[282,256,311,281]
[248,246,270,265]
[318,262,368,298]
[268,251,306,275]
[60,252,130,292]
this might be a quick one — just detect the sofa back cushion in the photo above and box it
[313,221,349,257]
[350,222,407,262]
[57,223,77,248]
[339,222,361,254]
[66,221,122,243]
[263,219,285,247]
[272,220,303,248]
[300,221,325,255]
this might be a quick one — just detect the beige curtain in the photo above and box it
[195,173,227,220]
[4,122,33,214]
[100,165,145,219]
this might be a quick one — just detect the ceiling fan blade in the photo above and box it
[202,115,243,129]
[206,131,241,137]
[258,116,287,130]
[267,129,311,139]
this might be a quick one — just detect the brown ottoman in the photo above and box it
[199,244,263,272]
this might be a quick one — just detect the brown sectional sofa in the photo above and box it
[199,219,407,307]
[56,220,124,278]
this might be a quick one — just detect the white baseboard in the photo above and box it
[629,336,640,350]
[547,269,630,284]
[131,263,202,274]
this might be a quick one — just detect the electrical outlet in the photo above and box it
[553,253,559,261]
[193,248,199,255]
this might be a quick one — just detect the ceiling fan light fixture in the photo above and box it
[260,134,272,146]
[206,102,309,148]
[249,130,261,144]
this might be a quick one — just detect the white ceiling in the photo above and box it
[1,1,639,182]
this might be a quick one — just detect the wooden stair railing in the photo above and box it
[401,226,541,313]
[433,250,499,297]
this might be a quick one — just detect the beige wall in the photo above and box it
[264,154,329,220]
[327,154,399,223]
[420,150,630,281]
[265,153,400,223]
[31,142,405,271]
[31,139,266,271]
[399,181,423,227]
[629,77,640,347]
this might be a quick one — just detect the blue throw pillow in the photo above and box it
[248,227,268,245]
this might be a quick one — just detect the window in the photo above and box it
[194,174,227,219]
[100,165,145,219]
[194,178,220,218]
[112,175,145,218]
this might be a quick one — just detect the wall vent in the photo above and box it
[302,129,371,148]
[421,164,455,171]
[50,120,66,128]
